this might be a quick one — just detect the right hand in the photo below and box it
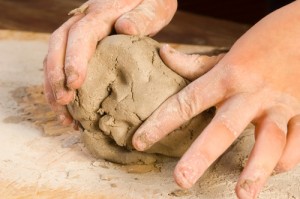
[43,0,177,126]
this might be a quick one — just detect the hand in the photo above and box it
[43,0,177,125]
[132,1,300,198]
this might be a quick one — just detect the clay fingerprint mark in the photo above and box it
[3,85,73,136]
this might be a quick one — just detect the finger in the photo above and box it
[44,58,73,126]
[173,94,260,189]
[160,44,225,81]
[46,15,83,104]
[236,110,287,199]
[65,0,143,89]
[115,0,177,36]
[276,115,300,172]
[132,65,230,151]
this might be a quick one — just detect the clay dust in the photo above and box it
[3,85,73,136]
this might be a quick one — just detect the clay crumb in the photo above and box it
[110,183,117,188]
[123,164,158,174]
[9,86,74,136]
[168,189,191,197]
[99,175,112,181]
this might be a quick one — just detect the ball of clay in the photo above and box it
[68,35,214,163]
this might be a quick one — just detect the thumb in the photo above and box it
[160,44,226,80]
[115,0,177,36]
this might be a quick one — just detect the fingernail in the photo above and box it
[174,167,195,189]
[134,140,147,151]
[239,179,256,198]
[165,44,176,53]
[134,133,149,151]
[116,17,139,35]
[67,74,78,85]
[54,90,65,101]
[123,20,139,35]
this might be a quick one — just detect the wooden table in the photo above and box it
[0,1,299,197]
[1,29,299,199]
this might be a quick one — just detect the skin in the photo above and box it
[43,0,178,125]
[44,0,300,198]
[133,1,300,198]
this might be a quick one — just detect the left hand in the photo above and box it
[132,1,300,198]
[43,0,177,126]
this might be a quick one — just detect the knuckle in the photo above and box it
[69,19,86,32]
[48,32,66,56]
[213,63,241,94]
[69,18,96,35]
[68,25,84,42]
[176,90,197,121]
[49,28,65,46]
[219,64,236,88]
[115,17,139,35]
[68,21,96,42]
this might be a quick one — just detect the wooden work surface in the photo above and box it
[1,3,298,198]
[1,29,300,199]
[0,30,238,199]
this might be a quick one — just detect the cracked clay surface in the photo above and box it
[68,35,214,164]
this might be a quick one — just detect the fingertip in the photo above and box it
[132,131,150,151]
[235,184,256,199]
[132,131,142,151]
[160,44,176,56]
[235,179,259,199]
[173,165,195,189]
[115,17,139,35]
[115,0,177,37]
[67,80,83,90]
[159,44,180,71]
[132,139,147,151]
